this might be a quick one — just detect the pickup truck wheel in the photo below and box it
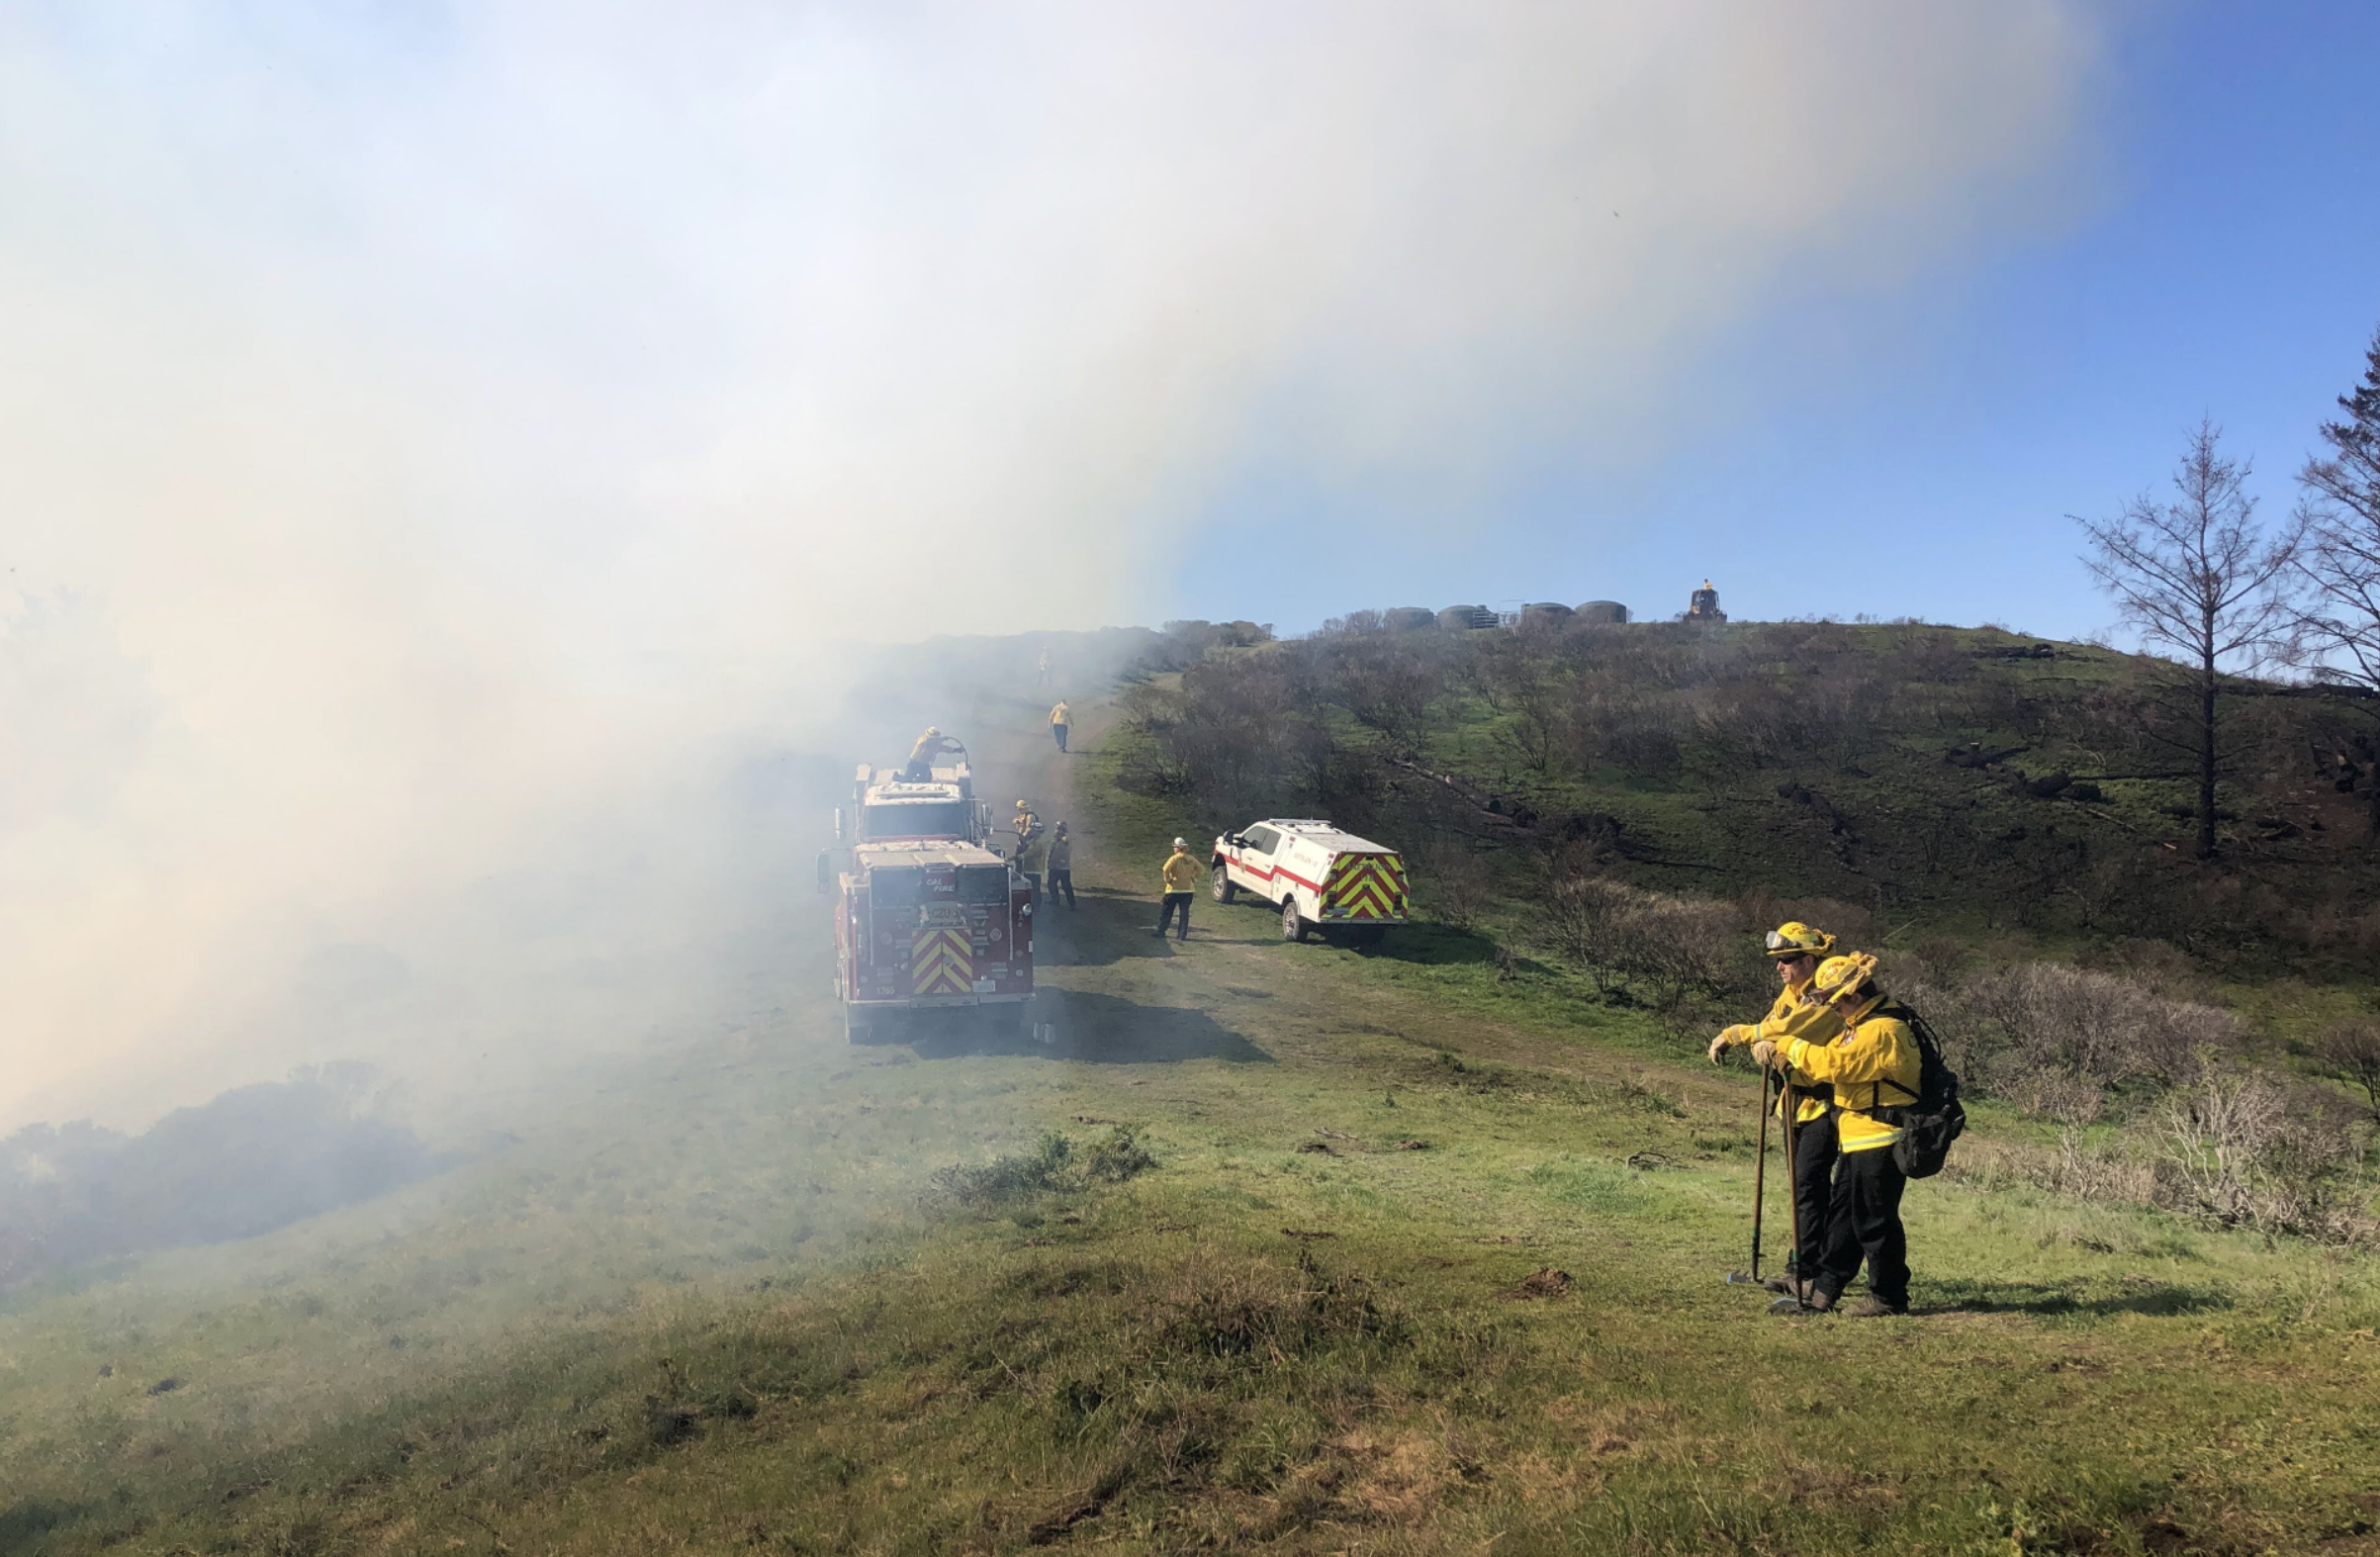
[1280,899,1308,943]
[1212,864,1237,904]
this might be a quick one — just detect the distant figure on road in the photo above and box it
[1044,822,1075,909]
[1037,649,1053,687]
[1051,699,1071,753]
[903,726,961,782]
[1154,837,1200,941]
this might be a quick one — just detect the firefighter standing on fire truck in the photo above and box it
[904,727,961,781]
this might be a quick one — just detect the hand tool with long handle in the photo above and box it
[1725,1060,1777,1288]
[1768,1060,1814,1313]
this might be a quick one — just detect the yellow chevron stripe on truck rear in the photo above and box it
[1323,853,1407,919]
[912,928,974,995]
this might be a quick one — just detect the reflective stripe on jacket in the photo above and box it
[1161,851,1202,891]
[1759,986,1838,1123]
[1718,988,1842,1122]
[1785,1001,1921,1152]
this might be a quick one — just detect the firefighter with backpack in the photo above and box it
[1708,921,1847,1300]
[1751,952,1960,1317]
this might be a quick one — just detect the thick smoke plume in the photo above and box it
[0,2,2096,1125]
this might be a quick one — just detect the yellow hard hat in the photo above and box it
[1764,921,1836,960]
[923,725,940,737]
[1016,798,1030,809]
[1810,952,1879,1001]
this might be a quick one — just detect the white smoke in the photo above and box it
[0,1,2098,1123]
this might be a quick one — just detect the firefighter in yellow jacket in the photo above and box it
[1752,953,1922,1317]
[1707,921,1843,1296]
[904,726,961,781]
[1154,837,1201,941]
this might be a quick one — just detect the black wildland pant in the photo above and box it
[1053,724,1068,753]
[1047,869,1075,908]
[1816,1146,1909,1310]
[1785,1107,1839,1283]
[1156,892,1192,939]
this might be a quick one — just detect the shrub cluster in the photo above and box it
[1116,614,2380,964]
[931,1127,1156,1208]
[0,1064,438,1290]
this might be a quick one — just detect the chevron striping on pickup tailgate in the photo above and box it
[911,928,974,995]
[1325,853,1407,919]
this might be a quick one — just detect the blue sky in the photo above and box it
[1173,2,2380,638]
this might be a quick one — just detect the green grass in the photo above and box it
[4,693,2379,1554]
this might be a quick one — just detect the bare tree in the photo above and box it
[2317,1020,2380,1124]
[2074,420,2301,858]
[2287,327,2380,838]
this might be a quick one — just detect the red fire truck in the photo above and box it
[819,742,1037,1044]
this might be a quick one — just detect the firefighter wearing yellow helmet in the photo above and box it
[904,726,961,781]
[1012,798,1040,848]
[1708,921,1844,1296]
[1751,952,1922,1317]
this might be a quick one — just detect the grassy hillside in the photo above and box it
[1111,618,2380,966]
[3,646,2378,1555]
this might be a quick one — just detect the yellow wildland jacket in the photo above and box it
[1051,702,1070,726]
[1718,986,1843,1123]
[1161,850,1202,892]
[1784,999,1922,1153]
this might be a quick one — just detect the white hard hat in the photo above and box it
[1172,836,1186,848]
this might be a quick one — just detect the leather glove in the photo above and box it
[1706,1027,1745,1063]
[1750,1039,1780,1068]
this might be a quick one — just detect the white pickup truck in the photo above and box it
[1210,819,1409,944]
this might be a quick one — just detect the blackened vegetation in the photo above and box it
[1120,619,1277,679]
[931,1127,1157,1208]
[1114,615,2380,970]
[0,1063,439,1290]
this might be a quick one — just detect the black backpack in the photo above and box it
[1871,1002,1966,1179]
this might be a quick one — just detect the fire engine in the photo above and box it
[818,741,1037,1044]
[1210,818,1409,945]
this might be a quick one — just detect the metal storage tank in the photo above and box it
[1575,599,1630,624]
[1437,604,1497,631]
[1383,606,1436,632]
[1519,601,1575,629]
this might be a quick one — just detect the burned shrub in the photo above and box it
[931,1127,1155,1208]
[2156,1068,2371,1240]
[1944,962,2237,1119]
[2317,1020,2380,1123]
